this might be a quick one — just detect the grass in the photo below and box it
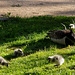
[0,16,75,75]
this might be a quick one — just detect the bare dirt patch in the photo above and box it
[0,0,75,17]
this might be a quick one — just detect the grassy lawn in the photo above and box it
[0,16,75,75]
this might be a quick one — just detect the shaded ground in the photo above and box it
[0,0,75,17]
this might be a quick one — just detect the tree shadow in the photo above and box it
[24,38,65,54]
[0,16,72,45]
[0,16,52,44]
[8,38,65,56]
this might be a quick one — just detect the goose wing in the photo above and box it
[47,30,70,39]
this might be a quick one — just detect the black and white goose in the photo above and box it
[46,24,75,46]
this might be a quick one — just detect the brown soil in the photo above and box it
[0,0,75,17]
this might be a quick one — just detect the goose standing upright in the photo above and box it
[46,24,75,46]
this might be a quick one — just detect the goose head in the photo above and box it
[69,24,75,29]
[69,24,75,33]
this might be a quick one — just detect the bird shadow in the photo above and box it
[4,53,24,61]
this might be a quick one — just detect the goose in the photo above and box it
[48,55,64,65]
[0,56,9,67]
[13,49,24,57]
[46,24,75,45]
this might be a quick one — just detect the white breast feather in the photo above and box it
[51,36,66,45]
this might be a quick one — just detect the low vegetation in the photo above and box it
[0,16,75,75]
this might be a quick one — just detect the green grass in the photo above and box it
[0,16,75,75]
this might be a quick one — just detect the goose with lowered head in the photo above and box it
[48,55,65,66]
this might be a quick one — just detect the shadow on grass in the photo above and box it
[0,16,73,45]
[0,16,53,44]
[4,37,65,60]
[23,38,65,54]
[68,65,75,70]
[9,38,65,56]
[4,54,15,60]
[4,53,23,61]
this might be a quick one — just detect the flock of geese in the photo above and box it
[0,24,75,67]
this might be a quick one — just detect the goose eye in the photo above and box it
[55,58,58,60]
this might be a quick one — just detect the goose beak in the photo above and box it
[69,24,75,29]
[69,26,71,29]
